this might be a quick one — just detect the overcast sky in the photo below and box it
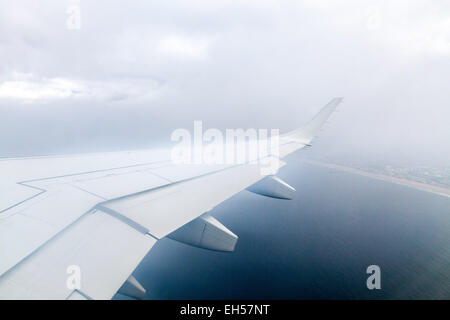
[0,0,449,166]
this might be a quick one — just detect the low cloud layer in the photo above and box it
[0,0,449,166]
[0,72,163,102]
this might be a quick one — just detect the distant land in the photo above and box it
[305,160,450,199]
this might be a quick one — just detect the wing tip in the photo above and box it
[331,97,344,104]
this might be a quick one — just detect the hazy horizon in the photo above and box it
[1,1,449,168]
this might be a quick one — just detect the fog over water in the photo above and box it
[0,1,449,168]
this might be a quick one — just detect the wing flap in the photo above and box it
[0,210,156,300]
[0,186,102,276]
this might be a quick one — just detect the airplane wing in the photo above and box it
[0,98,342,299]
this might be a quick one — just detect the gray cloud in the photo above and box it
[0,0,449,166]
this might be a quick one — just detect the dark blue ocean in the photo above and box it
[115,153,450,300]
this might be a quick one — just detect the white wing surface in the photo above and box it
[0,98,342,299]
